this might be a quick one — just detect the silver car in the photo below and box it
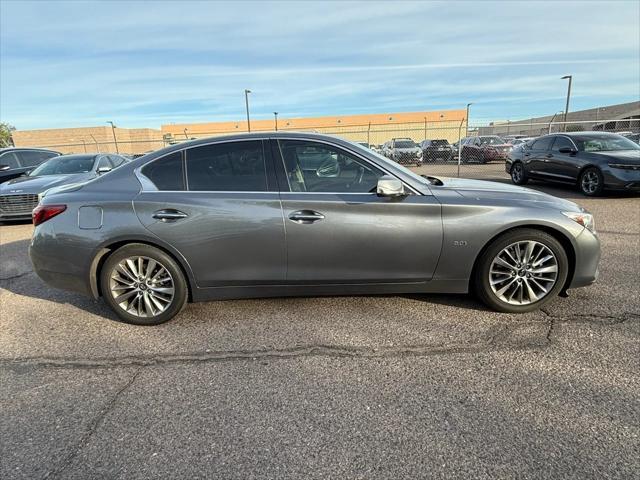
[29,132,600,325]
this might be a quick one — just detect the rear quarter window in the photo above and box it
[141,151,185,190]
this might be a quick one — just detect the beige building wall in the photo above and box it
[12,126,163,155]
[12,110,467,155]
[162,109,468,145]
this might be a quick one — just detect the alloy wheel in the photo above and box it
[109,256,175,317]
[489,240,558,305]
[512,163,523,182]
[581,170,600,194]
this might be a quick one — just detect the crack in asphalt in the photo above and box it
[0,270,33,282]
[42,368,142,480]
[1,313,635,372]
[1,336,549,372]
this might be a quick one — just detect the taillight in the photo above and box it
[32,204,66,226]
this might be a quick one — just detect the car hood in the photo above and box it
[435,177,581,211]
[395,147,420,153]
[591,150,640,164]
[0,173,94,195]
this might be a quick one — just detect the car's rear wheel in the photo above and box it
[474,229,568,313]
[100,244,188,325]
[510,161,528,185]
[579,167,604,196]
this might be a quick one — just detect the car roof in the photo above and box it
[0,147,60,153]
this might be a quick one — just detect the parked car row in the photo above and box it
[506,131,640,196]
[0,152,131,221]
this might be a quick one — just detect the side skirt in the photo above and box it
[191,279,469,302]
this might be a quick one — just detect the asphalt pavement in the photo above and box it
[1,180,638,479]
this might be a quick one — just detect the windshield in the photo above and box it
[577,136,640,152]
[394,140,417,148]
[478,136,504,146]
[431,140,449,147]
[29,155,95,176]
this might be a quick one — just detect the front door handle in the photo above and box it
[288,210,325,224]
[152,209,188,222]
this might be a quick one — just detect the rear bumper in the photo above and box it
[568,228,601,289]
[0,212,33,221]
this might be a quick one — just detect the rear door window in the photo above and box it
[142,151,185,190]
[186,140,267,192]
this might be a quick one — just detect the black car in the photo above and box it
[0,148,60,182]
[506,132,640,196]
[419,139,453,163]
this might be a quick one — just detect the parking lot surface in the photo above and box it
[1,181,638,479]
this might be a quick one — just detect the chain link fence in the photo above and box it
[13,116,639,181]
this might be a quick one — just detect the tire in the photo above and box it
[510,161,528,185]
[100,243,188,325]
[474,229,569,313]
[579,167,604,196]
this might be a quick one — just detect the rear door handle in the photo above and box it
[152,209,188,222]
[288,210,325,224]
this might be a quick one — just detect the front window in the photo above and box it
[278,140,384,193]
[431,140,450,147]
[29,155,95,176]
[577,136,640,152]
[18,150,58,167]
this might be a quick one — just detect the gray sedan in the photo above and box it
[0,153,129,220]
[29,132,600,325]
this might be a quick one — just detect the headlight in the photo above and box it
[608,163,640,170]
[562,211,596,233]
[417,150,422,157]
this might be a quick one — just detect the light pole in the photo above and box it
[561,75,572,132]
[548,111,565,134]
[465,103,473,137]
[244,89,252,132]
[274,112,278,131]
[106,121,119,153]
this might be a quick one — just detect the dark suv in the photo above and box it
[419,139,453,163]
[0,148,60,182]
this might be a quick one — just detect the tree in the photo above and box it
[0,122,16,147]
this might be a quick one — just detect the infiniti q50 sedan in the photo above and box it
[29,132,600,325]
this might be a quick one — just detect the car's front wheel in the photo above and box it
[579,167,604,196]
[474,229,568,313]
[100,243,188,325]
[510,161,528,185]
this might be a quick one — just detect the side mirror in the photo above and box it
[558,146,577,154]
[0,164,10,171]
[97,166,112,175]
[376,175,405,197]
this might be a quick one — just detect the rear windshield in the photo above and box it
[29,155,95,176]
[394,140,417,148]
[577,136,640,152]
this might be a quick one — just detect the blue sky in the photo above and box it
[1,0,639,129]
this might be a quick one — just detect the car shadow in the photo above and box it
[0,238,121,322]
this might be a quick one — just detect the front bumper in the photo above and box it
[568,227,601,289]
[602,167,640,191]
